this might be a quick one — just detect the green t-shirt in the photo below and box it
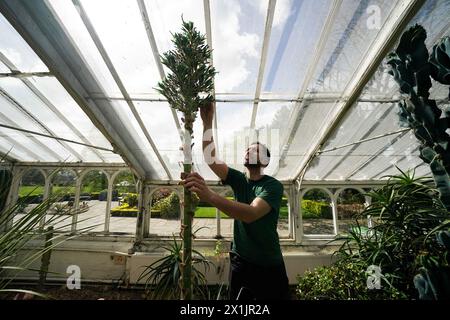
[221,167,284,267]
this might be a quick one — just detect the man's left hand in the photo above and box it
[181,172,213,202]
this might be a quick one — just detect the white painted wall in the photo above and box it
[10,238,337,286]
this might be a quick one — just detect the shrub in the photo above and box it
[98,189,118,201]
[296,261,406,300]
[301,200,332,219]
[151,188,172,206]
[335,171,450,298]
[153,192,180,219]
[18,194,43,204]
[123,193,138,208]
[110,203,138,217]
[90,192,100,200]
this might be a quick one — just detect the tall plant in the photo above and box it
[336,170,449,296]
[156,19,215,299]
[387,24,450,209]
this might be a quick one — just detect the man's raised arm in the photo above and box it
[201,102,228,181]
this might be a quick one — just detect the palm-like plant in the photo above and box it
[156,19,215,299]
[0,158,96,298]
[336,169,450,297]
[137,235,211,300]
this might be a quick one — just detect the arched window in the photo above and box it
[301,188,333,235]
[336,188,366,235]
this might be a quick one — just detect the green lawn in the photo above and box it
[194,206,289,219]
[195,207,229,218]
[19,186,45,197]
[19,185,98,197]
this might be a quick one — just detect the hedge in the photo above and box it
[111,204,138,217]
[301,200,332,219]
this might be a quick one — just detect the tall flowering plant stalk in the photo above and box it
[156,19,215,300]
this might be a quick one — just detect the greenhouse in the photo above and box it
[0,0,449,301]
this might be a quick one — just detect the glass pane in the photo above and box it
[109,100,169,180]
[0,13,48,72]
[44,169,78,232]
[363,0,450,98]
[0,61,9,73]
[109,170,138,234]
[336,188,366,235]
[144,0,205,55]
[31,77,116,152]
[14,169,45,228]
[0,126,64,162]
[19,168,45,205]
[350,132,420,180]
[79,0,161,95]
[0,136,33,161]
[135,101,183,179]
[308,0,397,94]
[216,102,253,172]
[149,188,181,237]
[372,154,428,180]
[304,102,400,180]
[302,188,334,235]
[275,101,337,180]
[211,0,266,94]
[48,0,122,96]
[262,1,332,96]
[255,102,294,176]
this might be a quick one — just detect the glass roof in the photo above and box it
[0,0,448,182]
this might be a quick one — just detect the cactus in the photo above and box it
[414,230,450,300]
[387,25,450,210]
[429,37,450,91]
[156,19,215,300]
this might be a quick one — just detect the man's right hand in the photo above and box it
[200,101,215,125]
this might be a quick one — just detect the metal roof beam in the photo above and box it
[0,71,52,78]
[250,0,276,129]
[203,0,220,159]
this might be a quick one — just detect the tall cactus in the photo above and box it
[156,19,215,300]
[387,25,450,210]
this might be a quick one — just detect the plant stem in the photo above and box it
[181,129,193,300]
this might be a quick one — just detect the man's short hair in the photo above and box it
[250,141,271,159]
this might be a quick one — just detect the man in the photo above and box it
[182,102,290,300]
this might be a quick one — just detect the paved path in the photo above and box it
[16,200,359,238]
